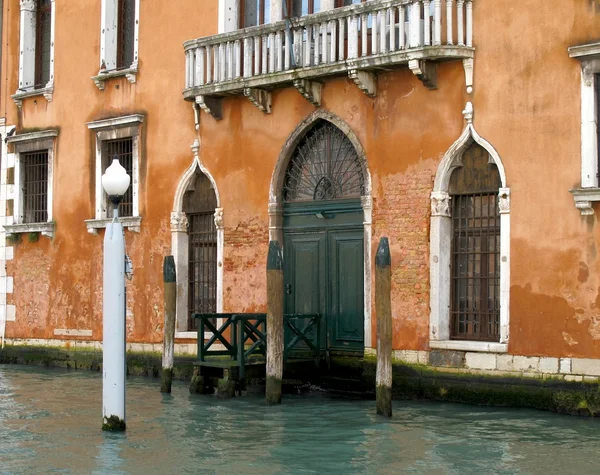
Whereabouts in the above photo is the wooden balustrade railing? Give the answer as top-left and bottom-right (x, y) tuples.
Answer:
(184, 0), (473, 92)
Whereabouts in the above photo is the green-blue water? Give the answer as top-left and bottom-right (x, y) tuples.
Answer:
(1, 365), (600, 475)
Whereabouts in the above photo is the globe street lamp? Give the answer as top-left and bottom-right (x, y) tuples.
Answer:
(101, 158), (130, 432)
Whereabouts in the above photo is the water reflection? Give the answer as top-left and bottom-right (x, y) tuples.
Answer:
(1, 365), (600, 475)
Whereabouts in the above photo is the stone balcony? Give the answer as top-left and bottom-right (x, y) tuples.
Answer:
(183, 0), (474, 119)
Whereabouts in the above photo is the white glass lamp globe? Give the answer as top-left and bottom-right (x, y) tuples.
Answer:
(102, 159), (131, 201)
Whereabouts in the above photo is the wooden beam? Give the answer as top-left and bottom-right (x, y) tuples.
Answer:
(375, 237), (392, 417)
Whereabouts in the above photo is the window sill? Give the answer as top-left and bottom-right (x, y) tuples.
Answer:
(429, 340), (508, 353)
(85, 216), (142, 235)
(3, 222), (55, 238)
(92, 66), (138, 91)
(570, 188), (600, 216)
(11, 86), (54, 108)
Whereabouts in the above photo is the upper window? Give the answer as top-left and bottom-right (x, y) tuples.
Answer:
(449, 144), (501, 342)
(13, 0), (55, 104)
(95, 0), (140, 89)
(241, 0), (271, 27)
(4, 130), (57, 238)
(567, 42), (600, 215)
(85, 115), (144, 234)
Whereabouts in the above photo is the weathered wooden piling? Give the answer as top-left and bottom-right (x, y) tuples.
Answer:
(266, 241), (284, 405)
(375, 237), (392, 417)
(161, 256), (176, 393)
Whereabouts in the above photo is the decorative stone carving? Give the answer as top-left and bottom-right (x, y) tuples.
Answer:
(575, 201), (594, 216)
(196, 95), (223, 120)
(293, 79), (322, 107)
(462, 58), (473, 94)
(20, 0), (36, 11)
(244, 88), (272, 113)
(348, 69), (376, 98)
(191, 138), (200, 159)
(430, 191), (451, 217)
(462, 101), (474, 124)
(498, 188), (510, 214)
(192, 102), (200, 131)
(170, 212), (189, 232)
(214, 208), (224, 229)
(408, 60), (438, 90)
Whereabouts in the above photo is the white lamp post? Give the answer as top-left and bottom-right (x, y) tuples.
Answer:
(101, 158), (130, 432)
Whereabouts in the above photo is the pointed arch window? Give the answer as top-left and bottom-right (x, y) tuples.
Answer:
(184, 173), (218, 330)
(449, 144), (501, 341)
(283, 121), (365, 202)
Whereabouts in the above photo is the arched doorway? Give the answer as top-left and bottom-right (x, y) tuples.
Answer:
(282, 120), (367, 352)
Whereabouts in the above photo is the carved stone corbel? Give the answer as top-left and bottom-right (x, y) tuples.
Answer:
(348, 69), (376, 98)
(462, 58), (473, 94)
(293, 79), (322, 107)
(498, 188), (511, 214)
(244, 88), (272, 114)
(196, 95), (223, 120)
(214, 208), (224, 229)
(409, 59), (438, 90)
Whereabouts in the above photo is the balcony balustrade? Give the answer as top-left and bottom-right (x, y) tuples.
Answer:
(183, 0), (474, 118)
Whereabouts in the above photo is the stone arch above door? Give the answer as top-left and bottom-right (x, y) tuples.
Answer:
(269, 110), (374, 349)
(171, 140), (224, 335)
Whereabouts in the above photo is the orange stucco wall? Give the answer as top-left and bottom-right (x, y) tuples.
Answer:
(2, 0), (600, 359)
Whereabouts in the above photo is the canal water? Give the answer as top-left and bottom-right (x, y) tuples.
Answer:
(1, 365), (600, 475)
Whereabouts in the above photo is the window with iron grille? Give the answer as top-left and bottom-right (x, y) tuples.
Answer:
(22, 150), (49, 224)
(103, 138), (133, 217)
(449, 144), (501, 342)
(35, 0), (52, 88)
(185, 173), (218, 330)
(117, 0), (136, 69)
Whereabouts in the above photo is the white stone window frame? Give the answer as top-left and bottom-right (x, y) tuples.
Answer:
(569, 42), (600, 216)
(171, 139), (224, 337)
(92, 0), (141, 90)
(12, 0), (56, 108)
(3, 130), (58, 238)
(429, 103), (510, 354)
(85, 114), (144, 234)
(218, 0), (337, 32)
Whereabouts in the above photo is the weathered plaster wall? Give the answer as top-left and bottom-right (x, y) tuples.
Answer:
(2, 0), (600, 360)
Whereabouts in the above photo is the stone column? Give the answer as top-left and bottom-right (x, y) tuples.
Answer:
(19, 0), (37, 89)
(219, 0), (240, 33)
(170, 212), (189, 333)
(320, 0), (335, 12)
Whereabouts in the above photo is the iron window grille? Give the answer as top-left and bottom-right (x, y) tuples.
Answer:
(22, 150), (49, 224)
(103, 138), (133, 218)
(188, 212), (217, 330)
(283, 121), (364, 202)
(34, 0), (52, 88)
(117, 0), (136, 69)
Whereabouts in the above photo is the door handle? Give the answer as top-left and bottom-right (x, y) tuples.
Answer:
(285, 284), (292, 294)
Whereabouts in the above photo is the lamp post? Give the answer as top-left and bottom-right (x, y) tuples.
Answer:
(101, 158), (130, 432)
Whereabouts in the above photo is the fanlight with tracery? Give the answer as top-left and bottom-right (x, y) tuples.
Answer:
(283, 121), (365, 202)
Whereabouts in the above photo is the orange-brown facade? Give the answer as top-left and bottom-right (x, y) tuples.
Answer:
(1, 0), (600, 368)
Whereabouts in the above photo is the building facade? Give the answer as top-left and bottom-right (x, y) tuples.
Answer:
(0, 0), (600, 379)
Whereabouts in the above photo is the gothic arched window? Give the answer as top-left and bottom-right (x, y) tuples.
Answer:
(283, 121), (365, 202)
(449, 143), (501, 342)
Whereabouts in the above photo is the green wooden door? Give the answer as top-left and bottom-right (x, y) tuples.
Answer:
(283, 202), (364, 353)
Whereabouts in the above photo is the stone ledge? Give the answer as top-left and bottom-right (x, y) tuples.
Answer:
(85, 216), (142, 235)
(429, 340), (508, 353)
(92, 67), (138, 90)
(568, 41), (600, 60)
(11, 86), (53, 108)
(3, 222), (55, 238)
(570, 188), (600, 216)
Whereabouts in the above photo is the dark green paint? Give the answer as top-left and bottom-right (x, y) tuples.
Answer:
(375, 237), (391, 268)
(163, 255), (176, 283)
(284, 200), (364, 352)
(267, 241), (283, 270)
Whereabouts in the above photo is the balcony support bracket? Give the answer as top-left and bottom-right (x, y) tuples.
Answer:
(348, 69), (376, 98)
(196, 95), (223, 121)
(244, 88), (272, 114)
(409, 60), (438, 90)
(463, 58), (474, 94)
(293, 79), (322, 107)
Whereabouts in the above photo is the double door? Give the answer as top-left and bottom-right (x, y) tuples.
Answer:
(283, 214), (364, 352)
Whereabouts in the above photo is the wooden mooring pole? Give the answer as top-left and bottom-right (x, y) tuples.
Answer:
(376, 237), (392, 417)
(266, 241), (284, 405)
(161, 256), (177, 393)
